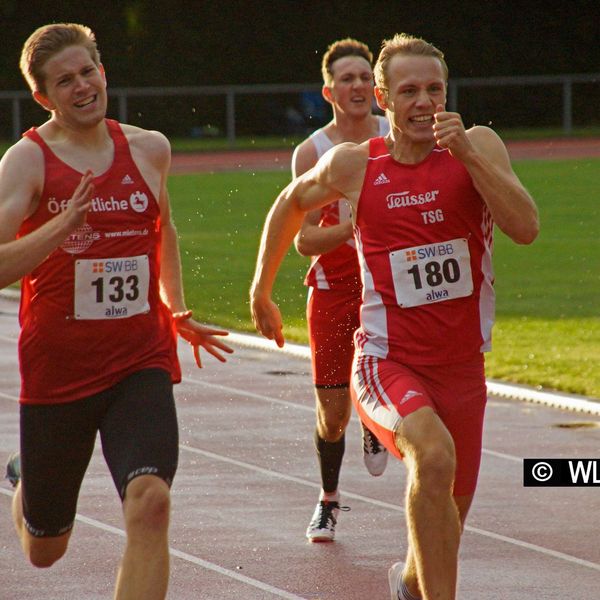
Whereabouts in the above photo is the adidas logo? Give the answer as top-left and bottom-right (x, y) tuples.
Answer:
(121, 174), (134, 185)
(399, 390), (423, 405)
(373, 172), (390, 186)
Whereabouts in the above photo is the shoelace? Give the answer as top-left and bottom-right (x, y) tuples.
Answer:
(314, 501), (350, 529)
(363, 428), (384, 455)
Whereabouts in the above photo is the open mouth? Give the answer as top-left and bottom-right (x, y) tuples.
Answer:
(74, 94), (97, 108)
(410, 114), (433, 124)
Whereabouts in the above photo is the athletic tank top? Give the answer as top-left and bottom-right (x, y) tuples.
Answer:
(18, 119), (181, 404)
(354, 137), (495, 364)
(304, 115), (389, 291)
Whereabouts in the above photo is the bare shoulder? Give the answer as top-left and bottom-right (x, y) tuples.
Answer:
(466, 125), (513, 163)
(120, 123), (171, 169)
(326, 141), (369, 175)
(0, 137), (44, 190)
(1, 136), (44, 169)
(316, 141), (369, 196)
(466, 125), (505, 151)
(291, 137), (319, 177)
(0, 137), (45, 231)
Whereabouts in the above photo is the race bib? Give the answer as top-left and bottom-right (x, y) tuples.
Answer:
(389, 238), (473, 308)
(74, 255), (150, 319)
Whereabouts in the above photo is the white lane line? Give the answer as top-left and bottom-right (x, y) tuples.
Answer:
(182, 378), (314, 413)
(182, 377), (517, 462)
(179, 444), (600, 573)
(2, 375), (599, 573)
(0, 488), (307, 600)
(225, 332), (600, 415)
(1, 300), (599, 414)
(0, 381), (575, 465)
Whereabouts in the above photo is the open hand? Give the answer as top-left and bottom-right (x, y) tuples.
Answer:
(173, 311), (233, 368)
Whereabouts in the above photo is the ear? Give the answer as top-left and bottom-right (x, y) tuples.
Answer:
(321, 84), (334, 105)
(99, 63), (107, 86)
(374, 86), (388, 111)
(32, 90), (54, 112)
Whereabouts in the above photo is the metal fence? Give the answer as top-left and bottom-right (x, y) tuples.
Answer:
(1, 73), (599, 143)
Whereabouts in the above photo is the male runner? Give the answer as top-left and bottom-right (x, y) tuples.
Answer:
(292, 38), (389, 542)
(1, 23), (232, 600)
(250, 33), (538, 600)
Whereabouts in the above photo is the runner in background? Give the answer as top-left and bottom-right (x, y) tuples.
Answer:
(292, 38), (390, 543)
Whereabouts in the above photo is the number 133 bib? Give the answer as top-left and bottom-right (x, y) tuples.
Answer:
(74, 255), (150, 319)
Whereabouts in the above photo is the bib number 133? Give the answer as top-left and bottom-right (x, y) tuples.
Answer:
(389, 238), (473, 308)
(74, 255), (150, 319)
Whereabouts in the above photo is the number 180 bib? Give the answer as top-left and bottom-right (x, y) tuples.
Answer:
(389, 238), (473, 308)
(74, 255), (150, 319)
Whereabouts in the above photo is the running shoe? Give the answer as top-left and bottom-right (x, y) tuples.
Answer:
(388, 562), (404, 600)
(362, 423), (388, 476)
(5, 452), (20, 488)
(305, 499), (349, 542)
(389, 562), (421, 600)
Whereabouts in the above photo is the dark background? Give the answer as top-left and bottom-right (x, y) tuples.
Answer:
(2, 0), (599, 138)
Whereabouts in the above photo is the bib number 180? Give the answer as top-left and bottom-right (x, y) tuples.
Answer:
(389, 238), (473, 308)
(407, 258), (461, 289)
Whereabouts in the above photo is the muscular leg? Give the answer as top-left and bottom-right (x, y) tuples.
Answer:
(11, 483), (72, 568)
(402, 494), (475, 598)
(395, 406), (460, 600)
(114, 475), (171, 600)
(314, 386), (352, 493)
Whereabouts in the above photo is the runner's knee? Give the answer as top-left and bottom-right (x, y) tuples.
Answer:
(315, 388), (351, 440)
(413, 444), (456, 493)
(123, 476), (171, 534)
(25, 534), (70, 569)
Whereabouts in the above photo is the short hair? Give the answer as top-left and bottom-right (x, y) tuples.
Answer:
(374, 33), (448, 91)
(20, 23), (100, 94)
(321, 38), (373, 86)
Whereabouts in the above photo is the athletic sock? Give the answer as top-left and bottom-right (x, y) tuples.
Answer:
(314, 430), (345, 494)
(399, 580), (421, 600)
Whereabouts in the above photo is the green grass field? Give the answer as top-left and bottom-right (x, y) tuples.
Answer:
(169, 157), (600, 399)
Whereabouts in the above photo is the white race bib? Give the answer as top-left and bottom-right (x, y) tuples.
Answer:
(389, 238), (473, 308)
(74, 255), (150, 319)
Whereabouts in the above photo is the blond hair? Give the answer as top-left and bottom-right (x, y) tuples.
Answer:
(20, 23), (100, 94)
(321, 38), (373, 86)
(374, 33), (448, 90)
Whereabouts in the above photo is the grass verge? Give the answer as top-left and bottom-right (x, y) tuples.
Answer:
(169, 158), (600, 398)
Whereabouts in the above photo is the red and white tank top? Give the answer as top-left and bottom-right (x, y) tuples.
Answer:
(17, 119), (181, 404)
(304, 116), (389, 291)
(354, 137), (495, 365)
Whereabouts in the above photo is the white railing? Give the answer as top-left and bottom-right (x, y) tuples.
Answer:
(2, 73), (599, 143)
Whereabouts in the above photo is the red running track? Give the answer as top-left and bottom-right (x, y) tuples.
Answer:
(1, 294), (599, 599)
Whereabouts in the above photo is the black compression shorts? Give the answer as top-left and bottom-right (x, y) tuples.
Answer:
(19, 368), (178, 538)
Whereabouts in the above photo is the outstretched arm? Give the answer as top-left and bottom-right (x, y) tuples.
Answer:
(149, 132), (233, 367)
(433, 105), (539, 244)
(251, 143), (364, 346)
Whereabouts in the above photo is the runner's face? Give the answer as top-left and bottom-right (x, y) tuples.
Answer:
(381, 55), (446, 143)
(36, 45), (107, 129)
(327, 56), (374, 118)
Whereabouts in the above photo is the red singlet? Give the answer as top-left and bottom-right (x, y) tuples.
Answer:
(354, 137), (495, 365)
(18, 119), (180, 404)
